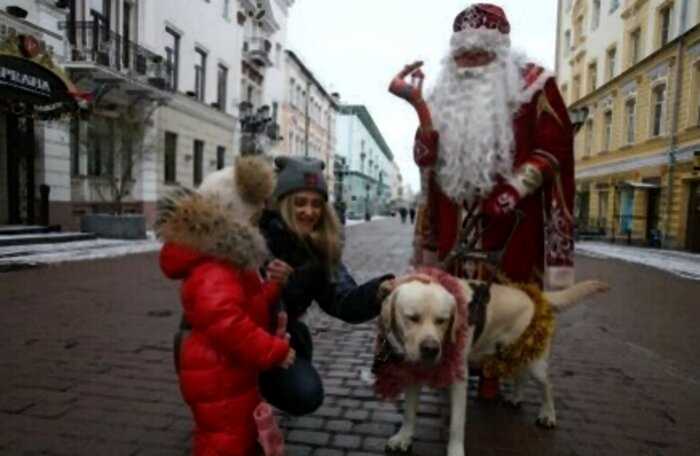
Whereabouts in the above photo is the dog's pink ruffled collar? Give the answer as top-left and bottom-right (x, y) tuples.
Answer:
(373, 267), (469, 400)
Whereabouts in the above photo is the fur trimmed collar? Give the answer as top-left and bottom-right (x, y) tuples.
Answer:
(373, 267), (470, 400)
(155, 187), (269, 270)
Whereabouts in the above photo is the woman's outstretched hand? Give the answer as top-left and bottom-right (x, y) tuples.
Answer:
(377, 278), (397, 302)
(267, 259), (294, 286)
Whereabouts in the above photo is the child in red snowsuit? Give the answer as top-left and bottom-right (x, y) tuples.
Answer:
(157, 156), (294, 456)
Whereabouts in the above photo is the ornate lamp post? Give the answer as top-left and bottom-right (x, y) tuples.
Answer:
(239, 101), (280, 155)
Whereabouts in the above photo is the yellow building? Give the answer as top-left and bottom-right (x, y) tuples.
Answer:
(556, 0), (700, 251)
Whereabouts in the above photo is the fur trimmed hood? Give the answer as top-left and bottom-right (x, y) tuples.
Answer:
(156, 156), (274, 273)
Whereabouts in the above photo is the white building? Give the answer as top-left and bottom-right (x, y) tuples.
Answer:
(0, 0), (294, 230)
(336, 104), (396, 218)
(274, 50), (338, 197)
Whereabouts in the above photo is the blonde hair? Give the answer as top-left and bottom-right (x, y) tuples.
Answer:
(277, 193), (343, 268)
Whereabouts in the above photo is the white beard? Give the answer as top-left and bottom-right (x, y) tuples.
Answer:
(427, 49), (526, 203)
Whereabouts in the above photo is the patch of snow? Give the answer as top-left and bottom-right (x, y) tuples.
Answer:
(575, 241), (700, 281)
(0, 238), (162, 268)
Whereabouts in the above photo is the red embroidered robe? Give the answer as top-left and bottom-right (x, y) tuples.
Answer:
(413, 65), (575, 288)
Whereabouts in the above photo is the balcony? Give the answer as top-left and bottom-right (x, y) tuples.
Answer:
(60, 21), (174, 96)
(243, 36), (272, 67)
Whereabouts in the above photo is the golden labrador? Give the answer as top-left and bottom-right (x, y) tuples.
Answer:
(381, 278), (609, 456)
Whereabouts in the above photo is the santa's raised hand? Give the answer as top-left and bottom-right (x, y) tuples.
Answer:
(388, 61), (433, 131)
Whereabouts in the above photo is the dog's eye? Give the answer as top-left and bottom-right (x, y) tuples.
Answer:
(407, 315), (420, 323)
(435, 318), (447, 325)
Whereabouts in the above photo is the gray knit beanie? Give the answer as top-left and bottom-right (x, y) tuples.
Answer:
(273, 156), (328, 201)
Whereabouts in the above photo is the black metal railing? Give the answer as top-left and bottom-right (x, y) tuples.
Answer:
(60, 21), (174, 92)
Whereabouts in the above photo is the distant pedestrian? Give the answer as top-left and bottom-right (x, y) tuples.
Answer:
(409, 207), (416, 224)
(258, 156), (395, 416)
(157, 156), (294, 456)
(399, 207), (408, 223)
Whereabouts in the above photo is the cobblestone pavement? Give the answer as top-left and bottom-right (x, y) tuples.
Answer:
(1, 217), (699, 455)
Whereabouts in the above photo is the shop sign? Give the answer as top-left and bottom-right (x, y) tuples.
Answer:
(0, 55), (69, 103)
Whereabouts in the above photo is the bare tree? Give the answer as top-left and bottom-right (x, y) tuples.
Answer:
(84, 99), (162, 214)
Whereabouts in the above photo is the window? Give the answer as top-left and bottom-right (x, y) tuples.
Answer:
(216, 146), (226, 170)
(564, 30), (571, 56)
(592, 0), (601, 30)
(289, 78), (295, 106)
(598, 190), (609, 227)
(651, 84), (666, 137)
(603, 110), (613, 151)
(565, 0), (572, 12)
(560, 84), (568, 103)
(606, 47), (617, 81)
(573, 75), (581, 100)
(588, 62), (598, 93)
(659, 6), (673, 47)
(88, 118), (114, 177)
(630, 29), (642, 65)
(217, 64), (228, 112)
(165, 27), (180, 91)
(223, 0), (231, 19)
(70, 117), (80, 176)
(585, 120), (594, 155)
(195, 48), (207, 102)
(289, 132), (295, 154)
(610, 0), (620, 13)
(574, 15), (584, 46)
(625, 99), (636, 144)
(164, 131), (177, 184)
(193, 140), (204, 186)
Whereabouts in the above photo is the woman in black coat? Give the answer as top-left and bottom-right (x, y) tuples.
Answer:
(258, 156), (394, 416)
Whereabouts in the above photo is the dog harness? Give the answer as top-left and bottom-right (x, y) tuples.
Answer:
(372, 267), (470, 400)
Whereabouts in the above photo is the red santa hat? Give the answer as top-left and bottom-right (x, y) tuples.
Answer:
(450, 3), (511, 54)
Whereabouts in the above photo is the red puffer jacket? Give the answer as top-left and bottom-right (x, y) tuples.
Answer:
(161, 241), (289, 456)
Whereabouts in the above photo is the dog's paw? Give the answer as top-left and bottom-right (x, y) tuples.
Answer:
(535, 414), (556, 428)
(386, 432), (413, 453)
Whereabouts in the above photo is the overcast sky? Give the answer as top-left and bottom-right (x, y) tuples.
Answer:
(287, 1), (559, 191)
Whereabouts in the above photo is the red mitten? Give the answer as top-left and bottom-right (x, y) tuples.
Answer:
(482, 184), (521, 217)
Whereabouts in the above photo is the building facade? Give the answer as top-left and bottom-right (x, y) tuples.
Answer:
(336, 104), (397, 219)
(1, 1), (83, 228)
(556, 0), (700, 251)
(274, 49), (338, 199)
(1, 0), (294, 230)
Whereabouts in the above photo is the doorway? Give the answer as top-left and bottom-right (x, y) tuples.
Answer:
(4, 114), (36, 225)
(687, 181), (700, 253)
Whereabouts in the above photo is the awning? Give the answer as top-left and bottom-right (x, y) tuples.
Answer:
(0, 55), (77, 106)
(620, 181), (661, 189)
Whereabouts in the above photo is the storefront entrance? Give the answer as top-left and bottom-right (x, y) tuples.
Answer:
(3, 114), (36, 224)
(687, 182), (700, 253)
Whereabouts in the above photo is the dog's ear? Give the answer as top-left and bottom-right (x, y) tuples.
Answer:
(447, 312), (458, 344)
(380, 289), (398, 331)
(447, 296), (459, 344)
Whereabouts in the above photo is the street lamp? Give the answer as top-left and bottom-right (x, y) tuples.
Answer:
(238, 101), (281, 155)
(569, 106), (590, 134)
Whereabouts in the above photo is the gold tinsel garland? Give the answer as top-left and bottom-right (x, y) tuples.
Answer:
(481, 283), (555, 379)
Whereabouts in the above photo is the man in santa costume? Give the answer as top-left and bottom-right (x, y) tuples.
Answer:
(389, 3), (576, 399)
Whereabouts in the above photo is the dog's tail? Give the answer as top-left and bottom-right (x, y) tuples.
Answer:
(544, 280), (609, 313)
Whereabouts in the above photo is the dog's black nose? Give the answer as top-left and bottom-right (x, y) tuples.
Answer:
(420, 339), (440, 361)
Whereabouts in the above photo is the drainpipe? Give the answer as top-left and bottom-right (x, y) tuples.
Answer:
(664, 0), (689, 248)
